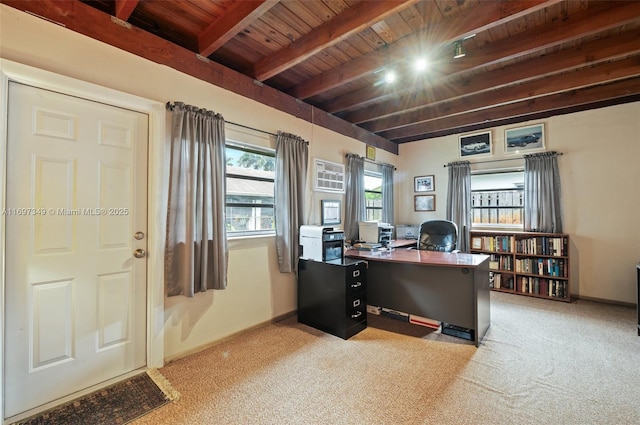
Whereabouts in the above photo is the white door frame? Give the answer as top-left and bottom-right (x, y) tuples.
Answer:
(0, 59), (166, 422)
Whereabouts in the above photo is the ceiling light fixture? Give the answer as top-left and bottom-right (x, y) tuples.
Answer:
(414, 57), (429, 72)
(453, 40), (466, 59)
(384, 70), (396, 83)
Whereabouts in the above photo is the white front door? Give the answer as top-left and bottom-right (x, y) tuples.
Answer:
(4, 81), (148, 418)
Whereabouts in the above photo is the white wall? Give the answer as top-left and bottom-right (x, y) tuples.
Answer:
(0, 5), (399, 362)
(399, 104), (640, 304)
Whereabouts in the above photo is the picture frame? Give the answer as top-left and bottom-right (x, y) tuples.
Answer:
(366, 145), (376, 161)
(459, 131), (492, 158)
(321, 199), (341, 225)
(414, 175), (435, 192)
(414, 194), (436, 212)
(505, 123), (545, 154)
(471, 237), (482, 250)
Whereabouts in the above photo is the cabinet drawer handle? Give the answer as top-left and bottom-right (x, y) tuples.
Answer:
(351, 311), (362, 319)
(353, 270), (360, 278)
(351, 281), (362, 288)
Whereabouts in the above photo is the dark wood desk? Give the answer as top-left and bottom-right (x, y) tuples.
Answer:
(346, 248), (491, 347)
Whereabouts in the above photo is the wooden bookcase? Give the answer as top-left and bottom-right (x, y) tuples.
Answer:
(470, 230), (570, 302)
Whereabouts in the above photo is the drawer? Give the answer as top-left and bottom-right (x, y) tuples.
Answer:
(346, 264), (366, 297)
(345, 294), (367, 328)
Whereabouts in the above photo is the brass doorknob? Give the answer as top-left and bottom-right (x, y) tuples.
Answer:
(134, 249), (146, 258)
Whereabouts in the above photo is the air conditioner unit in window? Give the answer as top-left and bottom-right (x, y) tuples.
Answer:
(313, 158), (345, 193)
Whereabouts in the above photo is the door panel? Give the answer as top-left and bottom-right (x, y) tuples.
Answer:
(4, 82), (148, 418)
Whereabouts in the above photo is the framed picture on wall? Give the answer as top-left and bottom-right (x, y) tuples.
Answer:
(321, 199), (341, 225)
(505, 123), (545, 154)
(459, 131), (492, 158)
(414, 175), (435, 192)
(414, 194), (436, 212)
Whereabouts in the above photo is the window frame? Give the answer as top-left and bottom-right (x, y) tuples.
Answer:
(470, 169), (525, 230)
(364, 169), (383, 222)
(225, 141), (276, 238)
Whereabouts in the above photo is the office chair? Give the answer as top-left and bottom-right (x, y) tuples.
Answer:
(418, 220), (458, 252)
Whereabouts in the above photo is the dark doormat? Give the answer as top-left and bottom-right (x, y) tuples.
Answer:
(14, 369), (179, 425)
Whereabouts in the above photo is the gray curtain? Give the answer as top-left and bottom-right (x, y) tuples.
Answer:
(381, 163), (394, 225)
(275, 131), (308, 273)
(524, 151), (563, 232)
(165, 102), (228, 297)
(446, 161), (471, 252)
(344, 154), (365, 242)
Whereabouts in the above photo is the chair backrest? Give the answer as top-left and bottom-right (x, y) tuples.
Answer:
(418, 220), (458, 252)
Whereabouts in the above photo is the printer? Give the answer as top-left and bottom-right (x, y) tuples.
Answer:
(299, 225), (345, 262)
(358, 221), (394, 245)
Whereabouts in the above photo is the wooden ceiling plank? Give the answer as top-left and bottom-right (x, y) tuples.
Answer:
(369, 55), (640, 135)
(114, 0), (139, 21)
(2, 0), (396, 153)
(380, 77), (640, 141)
(289, 0), (563, 99)
(198, 0), (280, 58)
(322, 2), (640, 115)
(252, 0), (420, 81)
(349, 28), (640, 127)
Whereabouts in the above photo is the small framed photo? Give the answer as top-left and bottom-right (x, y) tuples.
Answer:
(414, 194), (436, 212)
(471, 237), (482, 250)
(505, 123), (545, 154)
(414, 175), (435, 192)
(321, 199), (341, 225)
(459, 131), (492, 158)
(366, 145), (376, 161)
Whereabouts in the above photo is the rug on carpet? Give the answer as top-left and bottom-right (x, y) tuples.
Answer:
(14, 369), (179, 425)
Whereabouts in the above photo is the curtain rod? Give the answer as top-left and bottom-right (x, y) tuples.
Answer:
(166, 102), (277, 137)
(346, 153), (397, 170)
(443, 152), (563, 167)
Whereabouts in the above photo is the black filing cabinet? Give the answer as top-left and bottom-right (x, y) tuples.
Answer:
(297, 258), (367, 339)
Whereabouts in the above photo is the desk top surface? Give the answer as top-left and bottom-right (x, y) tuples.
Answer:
(346, 248), (489, 268)
(387, 239), (417, 249)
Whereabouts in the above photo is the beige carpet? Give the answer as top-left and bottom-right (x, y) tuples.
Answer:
(133, 292), (640, 424)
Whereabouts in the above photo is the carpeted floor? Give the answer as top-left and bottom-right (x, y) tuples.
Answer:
(132, 292), (640, 425)
(15, 370), (178, 425)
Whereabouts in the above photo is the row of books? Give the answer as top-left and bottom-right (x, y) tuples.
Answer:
(490, 272), (514, 290)
(472, 235), (514, 252)
(515, 236), (567, 256)
(489, 253), (513, 271)
(518, 277), (568, 299)
(515, 258), (566, 277)
(471, 191), (523, 207)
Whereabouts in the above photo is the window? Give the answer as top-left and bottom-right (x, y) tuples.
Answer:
(364, 170), (383, 222)
(471, 170), (524, 228)
(225, 142), (275, 237)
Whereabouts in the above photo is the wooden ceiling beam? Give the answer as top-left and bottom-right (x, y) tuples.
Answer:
(1, 0), (397, 153)
(325, 2), (640, 115)
(355, 28), (640, 131)
(252, 0), (419, 82)
(380, 77), (640, 142)
(198, 0), (279, 58)
(114, 0), (138, 21)
(288, 0), (563, 100)
(369, 56), (640, 136)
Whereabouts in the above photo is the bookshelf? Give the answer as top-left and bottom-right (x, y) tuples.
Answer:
(470, 230), (570, 302)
